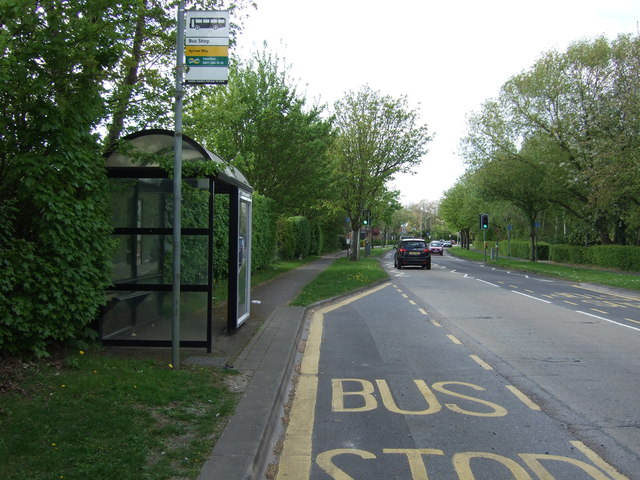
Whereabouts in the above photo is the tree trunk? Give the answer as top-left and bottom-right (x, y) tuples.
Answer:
(350, 226), (360, 261)
(104, 3), (147, 149)
(530, 225), (537, 262)
(595, 215), (613, 245)
(614, 217), (626, 245)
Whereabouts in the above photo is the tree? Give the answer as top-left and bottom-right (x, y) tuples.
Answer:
(102, 0), (255, 148)
(408, 200), (440, 239)
(500, 36), (640, 244)
(440, 176), (482, 249)
(0, 0), (123, 355)
(184, 48), (335, 217)
(331, 85), (431, 260)
(462, 34), (640, 246)
(472, 136), (554, 261)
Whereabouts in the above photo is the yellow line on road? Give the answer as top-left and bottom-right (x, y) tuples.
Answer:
(418, 308), (428, 315)
(431, 319), (442, 327)
(564, 300), (579, 306)
(572, 284), (640, 302)
(277, 282), (391, 479)
(591, 308), (609, 315)
(505, 385), (540, 411)
(409, 299), (416, 305)
(447, 334), (462, 344)
(625, 317), (640, 324)
(571, 441), (631, 480)
(470, 354), (493, 370)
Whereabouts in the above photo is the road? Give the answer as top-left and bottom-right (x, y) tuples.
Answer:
(275, 250), (640, 479)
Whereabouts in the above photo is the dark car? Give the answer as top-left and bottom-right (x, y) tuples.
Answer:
(394, 238), (431, 270)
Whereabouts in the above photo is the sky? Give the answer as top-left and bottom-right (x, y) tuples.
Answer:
(234, 0), (640, 205)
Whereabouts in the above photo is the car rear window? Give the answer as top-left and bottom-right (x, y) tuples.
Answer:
(404, 241), (425, 249)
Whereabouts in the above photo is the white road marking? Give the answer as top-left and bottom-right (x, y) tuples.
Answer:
(511, 291), (551, 304)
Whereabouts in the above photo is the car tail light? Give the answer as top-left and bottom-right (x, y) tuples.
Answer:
(424, 248), (430, 253)
(399, 248), (407, 253)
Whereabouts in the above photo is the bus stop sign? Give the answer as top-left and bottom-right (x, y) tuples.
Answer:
(185, 10), (229, 84)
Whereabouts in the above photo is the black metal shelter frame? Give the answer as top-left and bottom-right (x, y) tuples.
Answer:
(99, 129), (253, 351)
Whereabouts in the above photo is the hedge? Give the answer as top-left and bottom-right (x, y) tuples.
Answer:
(211, 193), (278, 280)
(277, 216), (311, 260)
(496, 240), (549, 261)
(251, 194), (278, 271)
(550, 244), (640, 271)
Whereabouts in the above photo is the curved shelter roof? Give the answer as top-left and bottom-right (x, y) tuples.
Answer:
(104, 129), (252, 192)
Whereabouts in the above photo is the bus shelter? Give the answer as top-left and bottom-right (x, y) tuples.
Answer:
(99, 129), (253, 351)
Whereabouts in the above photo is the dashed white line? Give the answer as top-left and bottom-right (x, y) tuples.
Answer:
(577, 311), (640, 332)
(511, 291), (551, 304)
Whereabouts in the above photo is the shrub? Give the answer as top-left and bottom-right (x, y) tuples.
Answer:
(0, 151), (113, 357)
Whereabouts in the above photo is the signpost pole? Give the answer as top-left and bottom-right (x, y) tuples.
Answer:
(172, 2), (185, 369)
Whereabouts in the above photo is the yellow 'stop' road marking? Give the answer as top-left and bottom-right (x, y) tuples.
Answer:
(571, 441), (631, 480)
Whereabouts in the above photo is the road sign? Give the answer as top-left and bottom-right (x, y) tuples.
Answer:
(185, 10), (229, 84)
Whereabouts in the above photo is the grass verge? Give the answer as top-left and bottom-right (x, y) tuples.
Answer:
(449, 247), (640, 291)
(0, 251), (388, 479)
(290, 248), (391, 306)
(0, 352), (239, 480)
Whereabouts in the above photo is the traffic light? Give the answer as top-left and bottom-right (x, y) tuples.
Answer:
(362, 209), (371, 226)
(480, 214), (489, 229)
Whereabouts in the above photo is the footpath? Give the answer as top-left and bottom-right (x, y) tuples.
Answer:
(196, 251), (345, 480)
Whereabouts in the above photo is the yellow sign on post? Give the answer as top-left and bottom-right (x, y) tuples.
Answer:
(185, 45), (228, 57)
